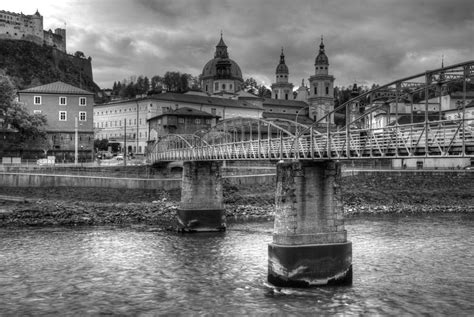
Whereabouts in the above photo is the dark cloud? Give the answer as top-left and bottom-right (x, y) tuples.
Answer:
(18, 0), (471, 89)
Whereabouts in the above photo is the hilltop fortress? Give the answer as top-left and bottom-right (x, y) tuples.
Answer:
(0, 9), (66, 52)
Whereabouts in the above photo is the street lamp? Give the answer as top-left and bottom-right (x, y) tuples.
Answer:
(74, 116), (78, 165)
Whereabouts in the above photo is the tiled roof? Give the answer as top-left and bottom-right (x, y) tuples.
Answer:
(148, 107), (219, 121)
(263, 98), (308, 108)
(262, 112), (314, 124)
(149, 92), (263, 110)
(19, 81), (93, 95)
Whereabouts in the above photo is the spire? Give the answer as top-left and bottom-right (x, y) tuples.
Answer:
(441, 54), (444, 68)
(275, 47), (289, 74)
(319, 35), (325, 53)
(279, 47), (285, 65)
(214, 32), (229, 58)
(301, 78), (305, 87)
(315, 35), (329, 66)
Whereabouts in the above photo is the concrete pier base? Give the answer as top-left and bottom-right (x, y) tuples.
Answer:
(268, 242), (352, 287)
(268, 160), (352, 287)
(178, 161), (225, 232)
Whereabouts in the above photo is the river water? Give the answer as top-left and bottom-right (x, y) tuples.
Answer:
(1, 214), (473, 316)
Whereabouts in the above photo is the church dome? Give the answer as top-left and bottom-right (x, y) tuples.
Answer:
(201, 35), (243, 82)
(315, 37), (329, 65)
(276, 48), (289, 74)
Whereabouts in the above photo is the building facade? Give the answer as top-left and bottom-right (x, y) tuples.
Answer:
(0, 9), (66, 52)
(93, 98), (159, 155)
(148, 107), (219, 140)
(18, 81), (94, 160)
(94, 92), (263, 154)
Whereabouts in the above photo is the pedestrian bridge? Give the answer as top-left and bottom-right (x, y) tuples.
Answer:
(146, 60), (474, 288)
(148, 60), (474, 163)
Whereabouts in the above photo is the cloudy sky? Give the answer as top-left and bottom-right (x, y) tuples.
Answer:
(4, 0), (473, 90)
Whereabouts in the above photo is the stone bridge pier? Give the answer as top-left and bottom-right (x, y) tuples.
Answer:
(268, 160), (352, 287)
(178, 161), (226, 232)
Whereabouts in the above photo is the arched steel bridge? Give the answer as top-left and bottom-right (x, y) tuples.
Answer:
(148, 60), (474, 162)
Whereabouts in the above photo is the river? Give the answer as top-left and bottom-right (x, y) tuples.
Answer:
(0, 214), (472, 315)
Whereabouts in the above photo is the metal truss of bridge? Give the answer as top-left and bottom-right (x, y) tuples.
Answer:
(148, 60), (474, 162)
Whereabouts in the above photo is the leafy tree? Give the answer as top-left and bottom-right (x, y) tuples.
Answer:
(94, 138), (109, 151)
(257, 85), (271, 98)
(151, 75), (164, 91)
(164, 71), (189, 93)
(0, 74), (47, 143)
(243, 77), (258, 92)
(74, 51), (85, 58)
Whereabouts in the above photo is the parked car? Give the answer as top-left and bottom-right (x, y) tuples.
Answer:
(115, 154), (124, 160)
(464, 165), (473, 170)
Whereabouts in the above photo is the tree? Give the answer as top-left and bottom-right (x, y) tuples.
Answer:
(151, 75), (164, 91)
(74, 51), (85, 59)
(257, 85), (271, 98)
(94, 138), (109, 151)
(243, 77), (258, 93)
(164, 71), (190, 93)
(0, 74), (47, 144)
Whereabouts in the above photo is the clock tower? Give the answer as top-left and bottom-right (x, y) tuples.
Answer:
(308, 36), (335, 124)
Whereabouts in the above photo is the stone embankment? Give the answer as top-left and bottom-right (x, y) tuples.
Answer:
(0, 171), (473, 227)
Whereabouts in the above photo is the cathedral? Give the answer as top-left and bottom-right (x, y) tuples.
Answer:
(198, 34), (336, 124)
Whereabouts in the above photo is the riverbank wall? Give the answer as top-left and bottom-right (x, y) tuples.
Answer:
(0, 172), (276, 190)
(1, 169), (473, 227)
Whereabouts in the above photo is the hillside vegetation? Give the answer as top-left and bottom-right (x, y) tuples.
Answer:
(0, 39), (100, 92)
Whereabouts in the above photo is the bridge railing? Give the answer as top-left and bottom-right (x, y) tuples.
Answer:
(148, 60), (474, 162)
(149, 117), (473, 161)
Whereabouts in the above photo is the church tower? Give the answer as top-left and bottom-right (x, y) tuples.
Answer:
(201, 33), (244, 95)
(271, 48), (294, 100)
(308, 37), (335, 124)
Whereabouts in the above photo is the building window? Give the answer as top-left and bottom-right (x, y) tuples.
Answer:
(275, 92), (278, 99)
(314, 87), (318, 95)
(211, 108), (217, 115)
(230, 84), (233, 90)
(59, 111), (67, 121)
(195, 119), (201, 124)
(157, 119), (162, 125)
(326, 86), (329, 95)
(205, 119), (211, 124)
(79, 111), (86, 121)
(285, 93), (288, 100)
(34, 96), (41, 105)
(205, 85), (208, 92)
(178, 118), (185, 124)
(59, 97), (67, 105)
(222, 84), (226, 90)
(214, 82), (218, 91)
(79, 97), (86, 106)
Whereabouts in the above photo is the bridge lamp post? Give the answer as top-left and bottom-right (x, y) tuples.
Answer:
(74, 116), (84, 165)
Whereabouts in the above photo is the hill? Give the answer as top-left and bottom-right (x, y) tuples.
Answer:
(0, 39), (100, 93)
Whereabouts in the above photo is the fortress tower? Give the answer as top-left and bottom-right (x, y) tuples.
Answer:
(0, 9), (66, 52)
